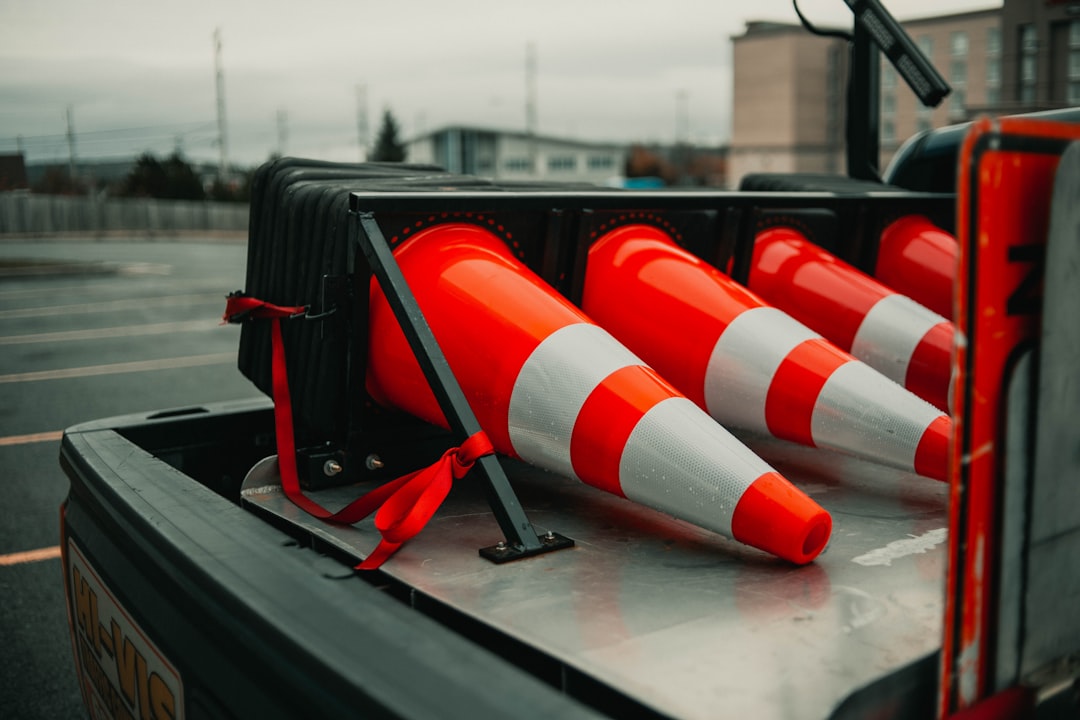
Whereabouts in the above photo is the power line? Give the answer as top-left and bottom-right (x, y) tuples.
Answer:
(1, 121), (215, 143)
(1, 134), (220, 164)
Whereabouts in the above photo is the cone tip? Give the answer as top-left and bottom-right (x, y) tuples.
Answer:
(915, 414), (953, 482)
(731, 472), (832, 565)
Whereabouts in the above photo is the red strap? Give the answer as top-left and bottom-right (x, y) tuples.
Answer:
(225, 294), (494, 570)
(223, 294), (307, 323)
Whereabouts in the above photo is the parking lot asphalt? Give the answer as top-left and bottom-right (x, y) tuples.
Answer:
(0, 236), (259, 719)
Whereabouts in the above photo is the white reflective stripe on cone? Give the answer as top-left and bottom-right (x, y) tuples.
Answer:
(508, 322), (643, 480)
(810, 361), (942, 472)
(704, 306), (820, 434)
(850, 293), (947, 386)
(619, 396), (774, 537)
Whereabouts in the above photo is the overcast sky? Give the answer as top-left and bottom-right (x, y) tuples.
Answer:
(0, 0), (998, 167)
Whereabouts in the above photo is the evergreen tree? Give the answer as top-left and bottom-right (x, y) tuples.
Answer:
(121, 152), (205, 200)
(162, 152), (205, 200)
(122, 153), (168, 198)
(371, 109), (406, 162)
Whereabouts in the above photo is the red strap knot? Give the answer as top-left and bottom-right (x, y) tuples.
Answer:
(357, 430), (495, 570)
(451, 431), (495, 477)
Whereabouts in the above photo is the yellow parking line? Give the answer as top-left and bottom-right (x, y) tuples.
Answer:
(0, 430), (63, 446)
(0, 352), (234, 383)
(0, 546), (62, 566)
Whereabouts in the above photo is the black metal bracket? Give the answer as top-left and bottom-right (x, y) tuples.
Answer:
(297, 444), (350, 491)
(842, 0), (951, 182)
(847, 21), (881, 182)
(352, 209), (574, 564)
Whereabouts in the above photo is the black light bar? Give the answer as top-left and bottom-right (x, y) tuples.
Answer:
(844, 0), (951, 107)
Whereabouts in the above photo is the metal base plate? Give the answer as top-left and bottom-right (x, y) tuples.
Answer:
(479, 532), (575, 564)
(241, 432), (948, 719)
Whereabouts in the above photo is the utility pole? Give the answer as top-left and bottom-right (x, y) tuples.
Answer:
(214, 28), (229, 182)
(356, 84), (368, 162)
(675, 90), (689, 145)
(526, 42), (537, 175)
(66, 104), (77, 182)
(675, 90), (690, 185)
(277, 109), (288, 157)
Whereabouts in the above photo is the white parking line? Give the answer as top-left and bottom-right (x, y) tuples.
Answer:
(0, 278), (225, 301)
(0, 319), (225, 345)
(0, 353), (235, 383)
(0, 292), (224, 320)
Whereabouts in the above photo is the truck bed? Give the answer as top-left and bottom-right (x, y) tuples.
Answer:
(61, 397), (947, 720)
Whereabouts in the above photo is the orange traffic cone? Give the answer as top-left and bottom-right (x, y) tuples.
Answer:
(749, 226), (954, 413)
(582, 224), (951, 482)
(875, 215), (958, 320)
(366, 223), (831, 564)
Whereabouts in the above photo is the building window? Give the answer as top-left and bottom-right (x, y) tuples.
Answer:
(1021, 24), (1037, 53)
(950, 88), (967, 120)
(587, 155), (615, 171)
(1019, 24), (1037, 104)
(946, 31), (968, 100)
(1069, 21), (1080, 104)
(917, 35), (933, 59)
(951, 59), (967, 86)
(1021, 54), (1036, 83)
(882, 65), (897, 90)
(547, 156), (576, 172)
(917, 116), (933, 134)
(882, 119), (896, 144)
(986, 26), (1001, 109)
(504, 157), (531, 172)
(951, 31), (968, 57)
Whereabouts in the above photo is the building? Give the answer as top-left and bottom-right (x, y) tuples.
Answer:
(879, 8), (1002, 150)
(729, 2), (1075, 188)
(729, 21), (849, 185)
(1001, 0), (1080, 110)
(405, 126), (627, 185)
